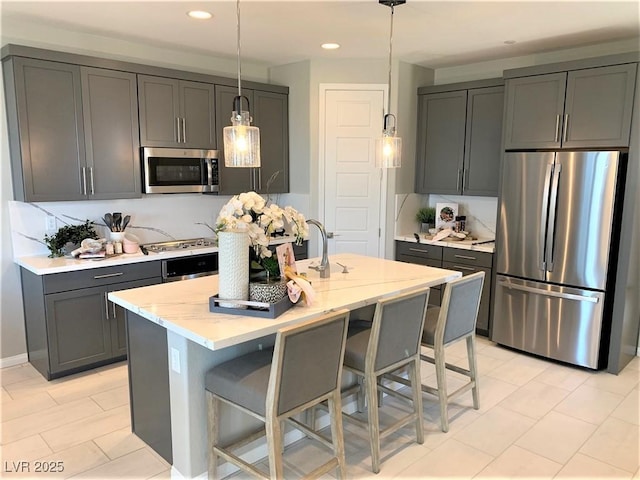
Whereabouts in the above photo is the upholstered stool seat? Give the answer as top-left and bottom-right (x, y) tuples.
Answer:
(205, 310), (350, 479)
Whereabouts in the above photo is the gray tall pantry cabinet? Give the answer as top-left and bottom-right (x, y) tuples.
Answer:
(3, 56), (141, 202)
(415, 78), (504, 196)
(137, 75), (216, 149)
(215, 85), (289, 194)
(21, 262), (162, 380)
(503, 62), (637, 149)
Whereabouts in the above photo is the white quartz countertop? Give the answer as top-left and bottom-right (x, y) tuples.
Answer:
(15, 235), (299, 275)
(108, 253), (461, 351)
(395, 234), (495, 253)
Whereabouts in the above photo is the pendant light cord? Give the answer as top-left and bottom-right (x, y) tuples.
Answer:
(236, 0), (242, 98)
(386, 4), (394, 117)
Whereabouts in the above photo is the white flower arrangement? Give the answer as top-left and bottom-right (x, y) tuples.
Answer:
(215, 191), (309, 261)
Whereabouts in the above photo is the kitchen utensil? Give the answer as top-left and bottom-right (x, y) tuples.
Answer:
(121, 215), (131, 231)
(112, 212), (122, 232)
(433, 228), (453, 242)
(103, 213), (113, 232)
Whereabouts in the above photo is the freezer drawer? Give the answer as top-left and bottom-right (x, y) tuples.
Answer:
(492, 275), (605, 369)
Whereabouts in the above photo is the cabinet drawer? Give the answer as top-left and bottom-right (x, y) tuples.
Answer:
(44, 261), (162, 294)
(396, 241), (443, 261)
(396, 254), (441, 269)
(443, 248), (493, 268)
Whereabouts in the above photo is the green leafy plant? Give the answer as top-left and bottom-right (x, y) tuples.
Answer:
(416, 207), (436, 225)
(44, 220), (98, 258)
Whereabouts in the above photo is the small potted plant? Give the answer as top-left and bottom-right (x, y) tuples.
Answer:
(416, 207), (436, 233)
(44, 220), (98, 257)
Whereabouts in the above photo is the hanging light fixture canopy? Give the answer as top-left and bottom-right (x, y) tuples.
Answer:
(376, 0), (405, 169)
(223, 0), (261, 168)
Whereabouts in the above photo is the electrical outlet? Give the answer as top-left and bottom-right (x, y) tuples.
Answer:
(258, 343), (263, 351)
(171, 347), (181, 374)
(45, 215), (56, 232)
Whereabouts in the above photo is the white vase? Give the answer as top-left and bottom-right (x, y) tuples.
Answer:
(217, 230), (249, 308)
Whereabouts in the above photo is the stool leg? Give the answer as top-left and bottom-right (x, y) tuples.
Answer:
(434, 345), (449, 433)
(410, 358), (424, 444)
(467, 335), (480, 410)
(356, 375), (366, 412)
(266, 416), (284, 479)
(328, 391), (346, 479)
(206, 391), (219, 480)
(365, 372), (381, 474)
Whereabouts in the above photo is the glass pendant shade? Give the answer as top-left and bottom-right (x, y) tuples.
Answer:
(223, 110), (261, 168)
(376, 129), (402, 168)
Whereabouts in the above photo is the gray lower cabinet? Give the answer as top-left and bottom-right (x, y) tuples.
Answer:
(415, 79), (504, 196)
(137, 75), (216, 149)
(503, 63), (637, 149)
(395, 241), (493, 335)
(215, 85), (289, 194)
(3, 57), (141, 202)
(21, 262), (162, 380)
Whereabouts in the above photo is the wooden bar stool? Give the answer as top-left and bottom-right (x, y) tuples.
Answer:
(341, 287), (430, 474)
(205, 309), (350, 479)
(387, 272), (484, 432)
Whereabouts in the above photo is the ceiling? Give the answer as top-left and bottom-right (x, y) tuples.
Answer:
(2, 1), (639, 69)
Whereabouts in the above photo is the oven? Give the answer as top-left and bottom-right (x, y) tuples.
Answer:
(142, 147), (219, 194)
(161, 253), (219, 282)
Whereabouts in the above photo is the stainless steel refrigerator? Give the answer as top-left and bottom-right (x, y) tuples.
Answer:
(492, 151), (624, 369)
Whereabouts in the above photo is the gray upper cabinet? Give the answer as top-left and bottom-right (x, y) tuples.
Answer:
(215, 85), (289, 195)
(416, 80), (504, 196)
(5, 57), (87, 202)
(138, 75), (216, 149)
(415, 90), (467, 195)
(463, 86), (505, 196)
(253, 90), (289, 194)
(563, 64), (637, 148)
(81, 67), (141, 199)
(4, 57), (141, 202)
(504, 63), (637, 150)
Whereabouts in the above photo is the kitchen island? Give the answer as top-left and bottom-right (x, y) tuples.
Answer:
(108, 253), (461, 478)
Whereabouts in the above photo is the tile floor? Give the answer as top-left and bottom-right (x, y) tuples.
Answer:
(1, 337), (638, 479)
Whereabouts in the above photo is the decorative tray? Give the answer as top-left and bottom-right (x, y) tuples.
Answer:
(209, 295), (294, 319)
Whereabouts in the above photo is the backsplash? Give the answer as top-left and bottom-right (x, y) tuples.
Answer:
(395, 193), (497, 239)
(8, 193), (310, 258)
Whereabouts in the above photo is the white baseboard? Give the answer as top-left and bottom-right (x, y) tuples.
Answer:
(0, 354), (28, 369)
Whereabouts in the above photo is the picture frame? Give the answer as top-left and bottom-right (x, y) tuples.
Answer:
(435, 202), (458, 230)
(276, 242), (297, 276)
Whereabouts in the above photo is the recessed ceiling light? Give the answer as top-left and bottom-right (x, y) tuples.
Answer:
(188, 10), (212, 20)
(321, 43), (341, 50)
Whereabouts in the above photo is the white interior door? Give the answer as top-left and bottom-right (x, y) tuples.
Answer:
(321, 86), (386, 257)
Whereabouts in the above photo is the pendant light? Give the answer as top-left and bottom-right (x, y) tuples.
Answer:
(376, 0), (405, 168)
(223, 0), (261, 169)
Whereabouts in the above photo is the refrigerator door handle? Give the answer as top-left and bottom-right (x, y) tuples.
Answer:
(539, 161), (554, 271)
(546, 163), (562, 271)
(497, 279), (600, 303)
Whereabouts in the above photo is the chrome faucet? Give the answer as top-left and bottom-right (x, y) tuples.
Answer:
(306, 219), (330, 278)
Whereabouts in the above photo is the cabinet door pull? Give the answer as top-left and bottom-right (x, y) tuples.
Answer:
(554, 114), (560, 142)
(112, 300), (117, 319)
(456, 169), (461, 191)
(104, 292), (110, 320)
(89, 167), (95, 195)
(94, 272), (124, 279)
(562, 114), (569, 143)
(463, 168), (468, 191)
(81, 167), (88, 196)
(181, 118), (187, 143)
(409, 248), (429, 254)
(454, 254), (477, 260)
(451, 264), (477, 272)
(176, 117), (181, 143)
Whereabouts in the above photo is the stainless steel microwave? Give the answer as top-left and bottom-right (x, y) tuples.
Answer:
(142, 147), (219, 194)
